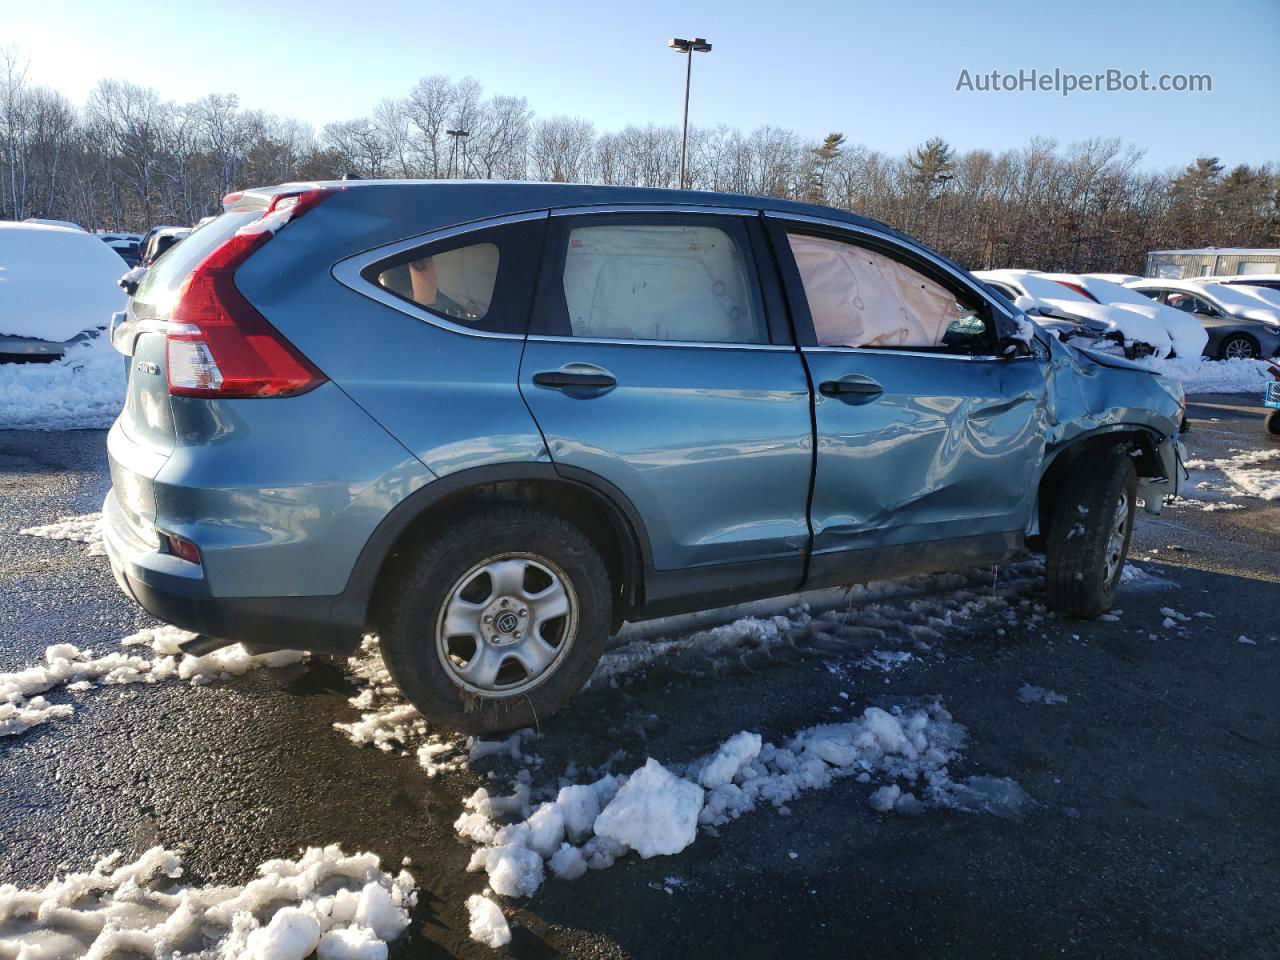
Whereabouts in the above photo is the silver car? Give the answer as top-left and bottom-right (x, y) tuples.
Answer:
(1127, 279), (1280, 359)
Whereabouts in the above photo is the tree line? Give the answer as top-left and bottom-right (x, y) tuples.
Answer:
(2, 53), (1276, 275)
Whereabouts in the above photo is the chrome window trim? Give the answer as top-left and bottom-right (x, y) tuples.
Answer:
(762, 209), (1018, 328)
(331, 210), (550, 341)
(526, 334), (795, 352)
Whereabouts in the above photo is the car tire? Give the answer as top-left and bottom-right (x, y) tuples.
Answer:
(1218, 334), (1258, 360)
(378, 505), (612, 734)
(1266, 409), (1280, 438)
(1044, 445), (1137, 619)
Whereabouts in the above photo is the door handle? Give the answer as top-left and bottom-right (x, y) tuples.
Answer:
(819, 376), (883, 403)
(532, 369), (617, 389)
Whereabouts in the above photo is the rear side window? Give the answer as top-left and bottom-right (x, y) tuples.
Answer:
(376, 242), (499, 322)
(787, 232), (989, 354)
(541, 217), (767, 344)
(365, 218), (545, 335)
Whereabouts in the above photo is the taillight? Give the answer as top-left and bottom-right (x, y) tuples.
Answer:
(166, 188), (335, 399)
(1052, 280), (1099, 303)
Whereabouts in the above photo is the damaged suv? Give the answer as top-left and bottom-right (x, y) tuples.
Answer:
(104, 182), (1185, 732)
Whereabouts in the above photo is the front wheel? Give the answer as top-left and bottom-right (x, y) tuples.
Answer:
(1044, 446), (1137, 619)
(378, 506), (613, 734)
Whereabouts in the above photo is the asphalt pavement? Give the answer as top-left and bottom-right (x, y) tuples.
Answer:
(1, 398), (1277, 959)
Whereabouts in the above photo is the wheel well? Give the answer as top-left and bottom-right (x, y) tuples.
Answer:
(368, 477), (640, 635)
(1029, 431), (1158, 550)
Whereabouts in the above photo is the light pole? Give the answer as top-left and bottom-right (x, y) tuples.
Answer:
(668, 36), (711, 189)
(446, 128), (470, 179)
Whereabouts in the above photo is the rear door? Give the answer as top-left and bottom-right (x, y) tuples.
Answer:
(765, 215), (1047, 580)
(519, 206), (813, 600)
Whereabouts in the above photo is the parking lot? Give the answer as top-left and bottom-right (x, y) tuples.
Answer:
(2, 395), (1278, 959)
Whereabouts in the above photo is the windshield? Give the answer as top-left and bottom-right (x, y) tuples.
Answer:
(1200, 283), (1280, 312)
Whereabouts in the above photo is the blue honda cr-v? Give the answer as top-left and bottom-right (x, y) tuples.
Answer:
(104, 181), (1185, 732)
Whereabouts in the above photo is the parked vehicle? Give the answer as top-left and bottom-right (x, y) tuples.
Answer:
(137, 225), (192, 266)
(975, 269), (1173, 358)
(0, 221), (127, 362)
(1085, 273), (1143, 286)
(1127, 279), (1280, 359)
(1037, 273), (1207, 358)
(105, 182), (1186, 732)
(1202, 273), (1280, 293)
(99, 232), (144, 267)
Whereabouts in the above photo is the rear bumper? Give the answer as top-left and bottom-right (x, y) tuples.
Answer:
(103, 489), (364, 655)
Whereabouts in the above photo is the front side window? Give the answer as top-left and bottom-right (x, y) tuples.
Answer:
(787, 233), (986, 352)
(377, 242), (499, 323)
(559, 220), (767, 344)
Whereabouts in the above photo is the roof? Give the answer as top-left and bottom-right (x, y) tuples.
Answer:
(1147, 247), (1280, 257)
(246, 178), (908, 242)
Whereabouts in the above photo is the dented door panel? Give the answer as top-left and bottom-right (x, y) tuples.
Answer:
(804, 349), (1047, 557)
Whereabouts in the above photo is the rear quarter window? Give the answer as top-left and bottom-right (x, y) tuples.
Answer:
(363, 218), (547, 336)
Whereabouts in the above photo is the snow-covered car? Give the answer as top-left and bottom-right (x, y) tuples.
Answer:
(0, 222), (128, 362)
(975, 269), (1175, 358)
(1200, 273), (1280, 294)
(23, 217), (85, 231)
(1127, 279), (1280, 360)
(1038, 273), (1207, 359)
(1085, 272), (1143, 286)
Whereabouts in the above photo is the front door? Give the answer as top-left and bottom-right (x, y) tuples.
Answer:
(519, 209), (813, 604)
(766, 217), (1047, 583)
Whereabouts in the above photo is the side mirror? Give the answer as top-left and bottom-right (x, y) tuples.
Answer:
(118, 266), (146, 297)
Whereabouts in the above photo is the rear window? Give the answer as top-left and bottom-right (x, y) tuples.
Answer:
(135, 210), (261, 307)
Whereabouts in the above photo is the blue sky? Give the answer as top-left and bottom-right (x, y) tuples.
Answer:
(4, 0), (1277, 170)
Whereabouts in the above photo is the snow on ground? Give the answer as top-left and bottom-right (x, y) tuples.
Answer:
(455, 700), (1027, 901)
(0, 333), (124, 430)
(0, 844), (416, 959)
(0, 625), (305, 737)
(1017, 684), (1068, 705)
(1184, 448), (1280, 501)
(466, 894), (511, 949)
(1136, 355), (1274, 394)
(18, 512), (104, 555)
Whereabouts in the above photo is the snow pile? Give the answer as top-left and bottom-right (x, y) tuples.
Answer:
(1, 626), (305, 737)
(1136, 356), (1274, 394)
(0, 844), (415, 959)
(1185, 448), (1280, 501)
(0, 332), (125, 430)
(18, 512), (104, 556)
(465, 894), (511, 949)
(455, 702), (1023, 900)
(1017, 684), (1068, 705)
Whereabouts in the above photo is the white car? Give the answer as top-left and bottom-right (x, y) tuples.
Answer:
(976, 269), (1176, 358)
(0, 222), (127, 361)
(1039, 273), (1207, 359)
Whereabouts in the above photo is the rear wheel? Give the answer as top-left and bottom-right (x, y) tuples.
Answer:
(378, 505), (612, 734)
(1045, 446), (1137, 619)
(1219, 334), (1258, 360)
